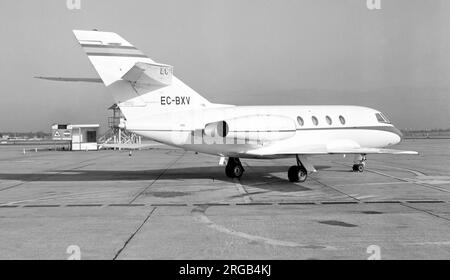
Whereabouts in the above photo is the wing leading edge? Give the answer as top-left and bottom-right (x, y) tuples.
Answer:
(247, 144), (418, 156)
(34, 77), (103, 83)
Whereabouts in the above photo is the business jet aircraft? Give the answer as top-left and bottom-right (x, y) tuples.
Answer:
(37, 30), (418, 183)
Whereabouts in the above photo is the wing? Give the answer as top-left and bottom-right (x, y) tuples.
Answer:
(326, 147), (418, 155)
(247, 143), (418, 156)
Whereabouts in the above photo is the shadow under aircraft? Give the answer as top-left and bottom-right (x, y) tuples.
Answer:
(0, 165), (336, 193)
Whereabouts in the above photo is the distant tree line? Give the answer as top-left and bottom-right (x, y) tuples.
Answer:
(402, 128), (450, 138)
(0, 131), (51, 139)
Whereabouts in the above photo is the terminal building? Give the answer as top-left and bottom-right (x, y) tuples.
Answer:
(51, 124), (100, 151)
(51, 104), (141, 151)
(97, 104), (142, 150)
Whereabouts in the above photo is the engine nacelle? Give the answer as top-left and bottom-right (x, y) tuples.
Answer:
(204, 121), (229, 138)
(203, 115), (296, 142)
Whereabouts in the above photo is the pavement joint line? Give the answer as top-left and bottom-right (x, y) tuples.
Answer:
(128, 151), (186, 204)
(405, 200), (445, 204)
(400, 202), (450, 222)
(235, 202), (274, 206)
(23, 205), (60, 208)
(3, 200), (450, 209)
(365, 200), (402, 204)
(108, 204), (146, 207)
(0, 190), (123, 207)
(367, 159), (429, 177)
(308, 176), (361, 202)
(192, 203), (230, 206)
(65, 204), (104, 207)
(0, 182), (28, 192)
(150, 203), (188, 207)
(237, 163), (255, 203)
(234, 180), (253, 204)
(278, 202), (318, 205)
(321, 201), (360, 205)
(334, 161), (450, 194)
(0, 152), (117, 194)
(368, 168), (450, 194)
(113, 207), (157, 260)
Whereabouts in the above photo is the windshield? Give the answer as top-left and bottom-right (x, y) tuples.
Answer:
(375, 113), (391, 124)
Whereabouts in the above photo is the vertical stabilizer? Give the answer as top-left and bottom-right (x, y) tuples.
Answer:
(73, 30), (211, 121)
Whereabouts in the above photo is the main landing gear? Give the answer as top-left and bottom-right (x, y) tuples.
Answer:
(225, 157), (245, 179)
(288, 155), (308, 183)
(352, 154), (367, 172)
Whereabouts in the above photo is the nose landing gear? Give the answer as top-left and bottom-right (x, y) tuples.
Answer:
(288, 155), (308, 183)
(352, 154), (367, 172)
(225, 157), (245, 178)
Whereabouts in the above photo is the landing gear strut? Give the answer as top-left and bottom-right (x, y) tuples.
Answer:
(352, 154), (367, 172)
(288, 155), (308, 183)
(225, 157), (245, 179)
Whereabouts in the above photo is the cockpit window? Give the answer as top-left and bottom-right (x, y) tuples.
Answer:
(376, 113), (391, 124)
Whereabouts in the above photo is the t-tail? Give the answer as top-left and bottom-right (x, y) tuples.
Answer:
(71, 30), (211, 122)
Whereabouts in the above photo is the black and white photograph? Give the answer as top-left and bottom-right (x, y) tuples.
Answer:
(0, 0), (449, 264)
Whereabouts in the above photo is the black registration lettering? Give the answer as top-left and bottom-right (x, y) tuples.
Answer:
(160, 96), (191, 106)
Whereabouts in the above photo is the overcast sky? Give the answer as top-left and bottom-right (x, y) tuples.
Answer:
(0, 0), (449, 132)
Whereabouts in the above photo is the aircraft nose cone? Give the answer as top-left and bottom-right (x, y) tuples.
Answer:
(394, 126), (403, 138)
(392, 126), (403, 143)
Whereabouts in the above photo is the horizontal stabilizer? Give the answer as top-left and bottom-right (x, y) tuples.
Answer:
(34, 77), (103, 83)
(122, 62), (173, 87)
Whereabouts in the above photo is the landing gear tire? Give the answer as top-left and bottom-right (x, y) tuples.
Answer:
(225, 158), (244, 179)
(298, 166), (308, 182)
(288, 166), (299, 182)
(226, 164), (244, 178)
(352, 164), (365, 173)
(353, 154), (367, 173)
(288, 165), (307, 183)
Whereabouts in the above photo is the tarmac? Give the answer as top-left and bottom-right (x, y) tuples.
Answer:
(0, 139), (449, 259)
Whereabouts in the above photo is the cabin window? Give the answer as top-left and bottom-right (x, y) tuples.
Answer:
(339, 115), (346, 125)
(297, 116), (304, 126)
(376, 113), (390, 124)
(326, 116), (332, 125)
(312, 116), (319, 126)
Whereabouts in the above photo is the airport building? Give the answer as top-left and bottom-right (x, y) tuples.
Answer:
(51, 124), (100, 151)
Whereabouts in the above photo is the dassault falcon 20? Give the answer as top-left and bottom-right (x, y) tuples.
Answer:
(37, 30), (418, 182)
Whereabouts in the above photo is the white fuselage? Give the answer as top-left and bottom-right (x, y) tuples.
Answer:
(65, 30), (403, 160)
(126, 105), (402, 159)
(40, 29), (415, 182)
